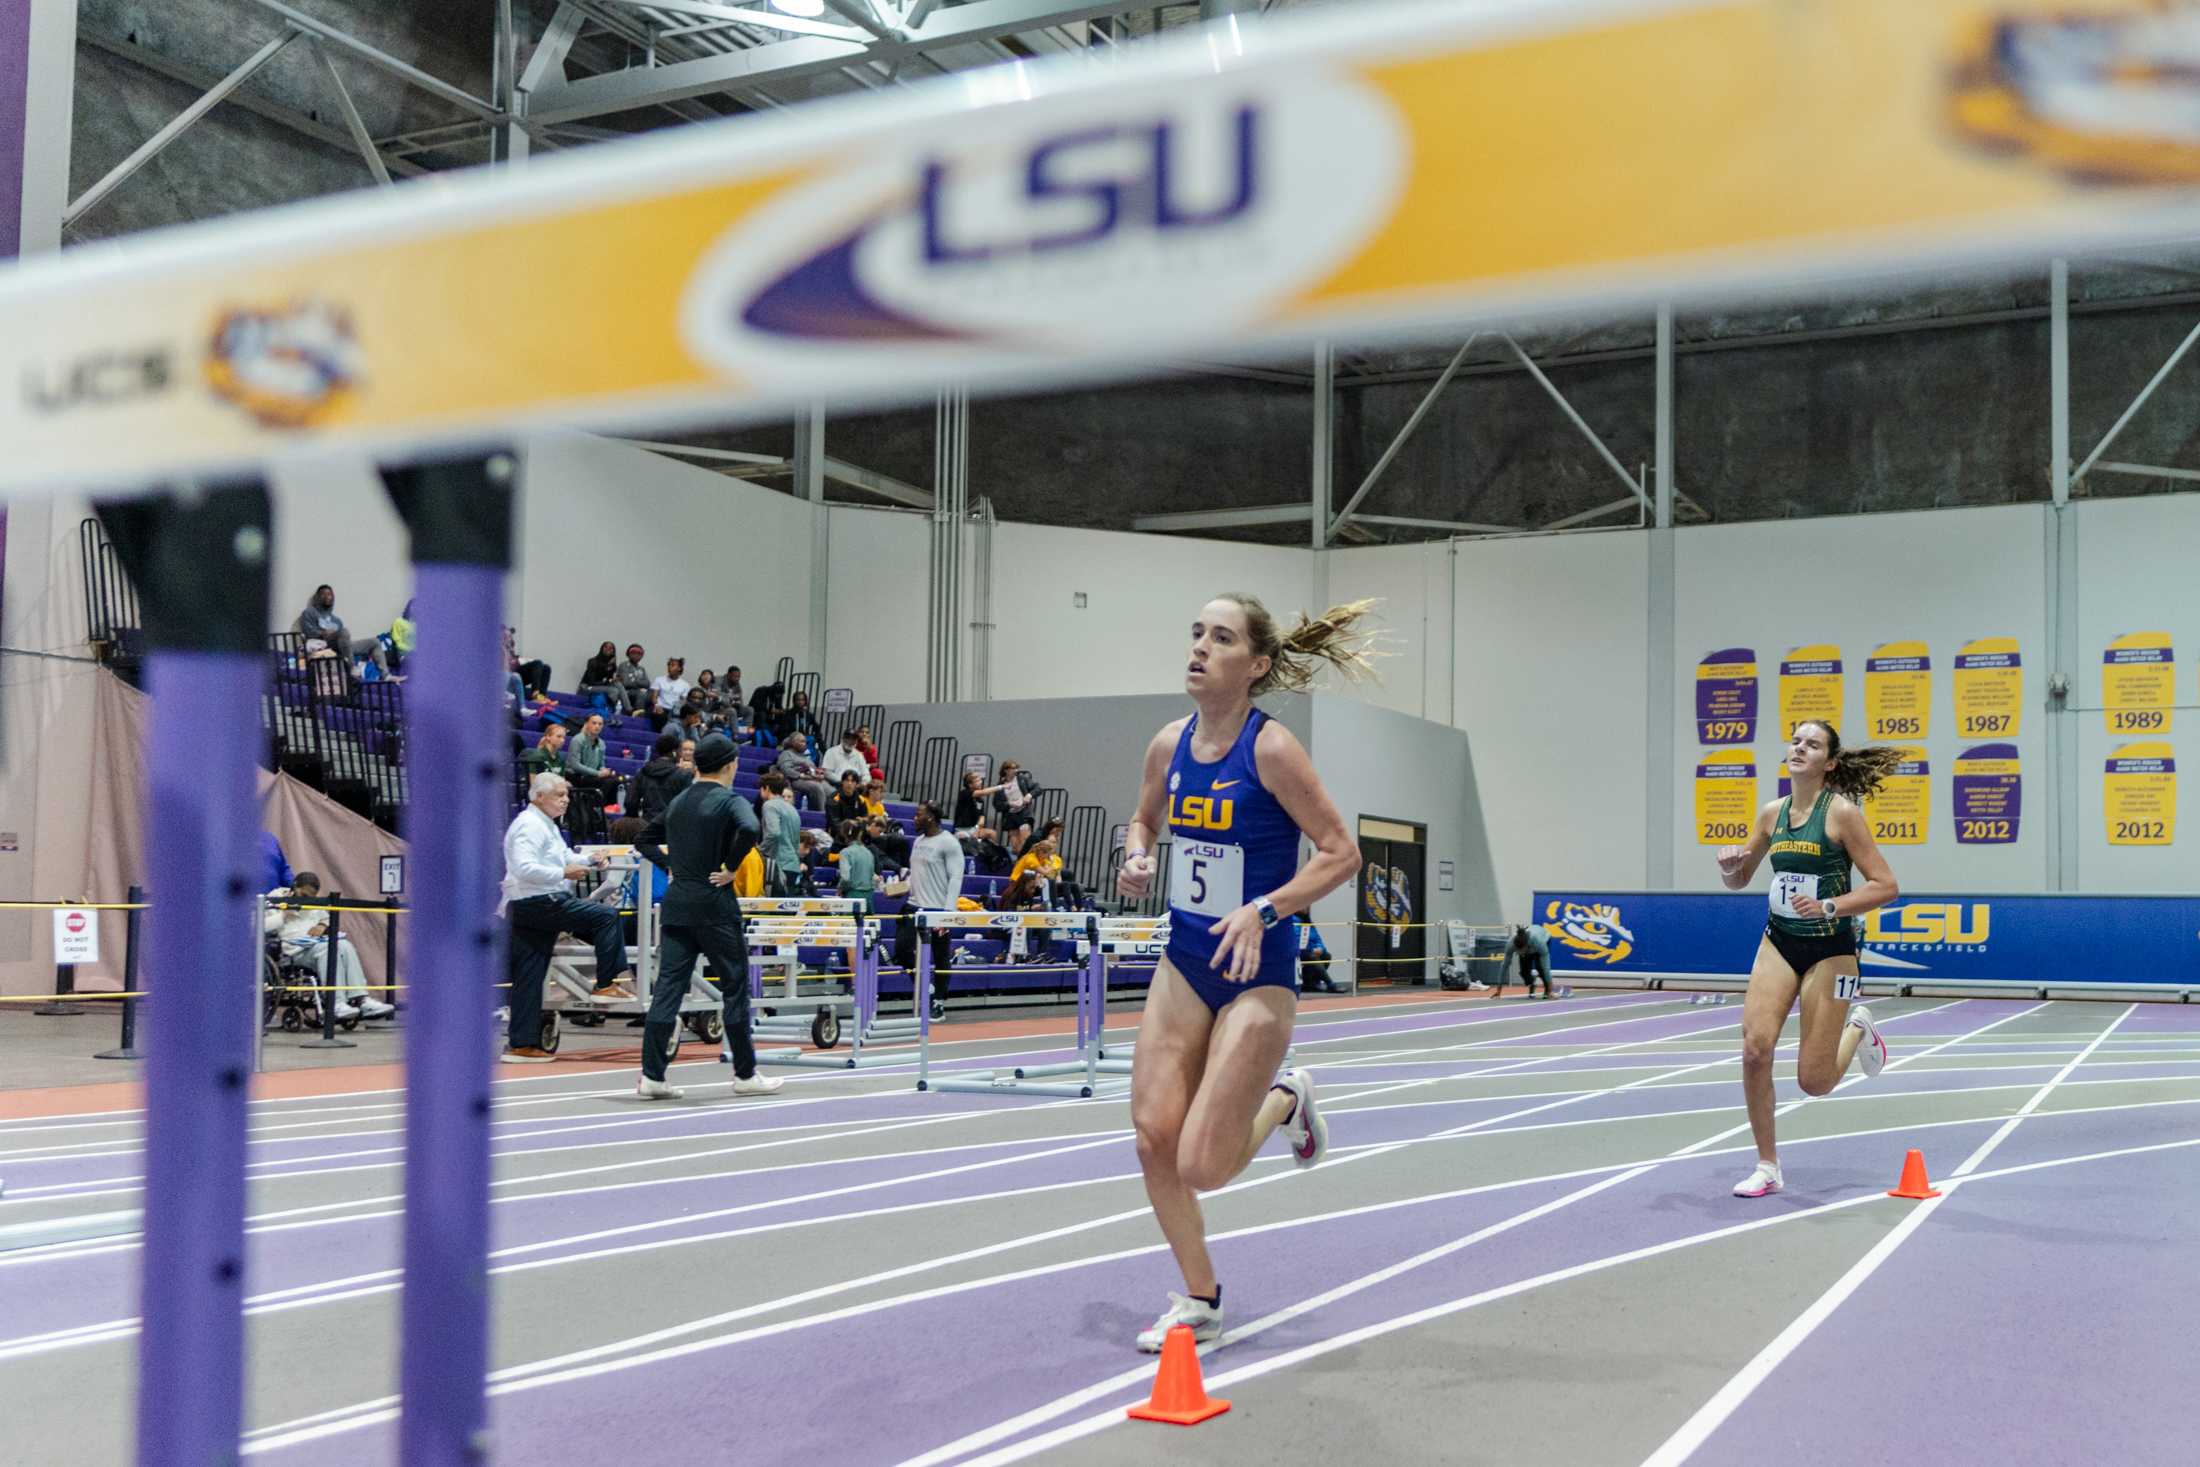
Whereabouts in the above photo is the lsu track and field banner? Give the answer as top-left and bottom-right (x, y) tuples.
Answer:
(1777, 645), (1843, 736)
(1863, 641), (1930, 741)
(1, 2), (2199, 495)
(1694, 648), (1757, 745)
(1863, 747), (1929, 846)
(2104, 742), (2175, 846)
(1952, 636), (2023, 740)
(2102, 632), (2175, 735)
(1953, 742), (2022, 844)
(1533, 889), (2199, 986)
(1693, 749), (1757, 845)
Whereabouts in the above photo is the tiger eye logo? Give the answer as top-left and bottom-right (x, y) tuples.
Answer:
(1543, 901), (1634, 966)
(1948, 11), (2200, 183)
(204, 299), (363, 428)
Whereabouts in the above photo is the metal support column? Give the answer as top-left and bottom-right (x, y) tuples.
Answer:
(1310, 341), (1333, 549)
(493, 0), (525, 165)
(970, 496), (995, 701)
(384, 453), (516, 1467)
(797, 404), (829, 677)
(1654, 303), (1675, 529)
(93, 481), (272, 1467)
(927, 389), (968, 703)
(2050, 259), (2070, 507)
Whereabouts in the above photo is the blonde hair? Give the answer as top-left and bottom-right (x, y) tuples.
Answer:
(1795, 721), (1904, 803)
(1211, 593), (1385, 695)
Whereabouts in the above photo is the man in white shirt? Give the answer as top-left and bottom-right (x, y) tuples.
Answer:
(264, 871), (393, 1020)
(891, 801), (966, 1022)
(501, 773), (635, 1062)
(822, 730), (870, 786)
(649, 657), (691, 730)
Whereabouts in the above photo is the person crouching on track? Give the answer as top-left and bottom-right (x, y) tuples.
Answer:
(632, 734), (784, 1102)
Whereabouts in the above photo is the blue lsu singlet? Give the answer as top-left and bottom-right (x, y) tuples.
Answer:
(1164, 708), (1302, 1010)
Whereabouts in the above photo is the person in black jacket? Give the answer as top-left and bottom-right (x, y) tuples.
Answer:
(632, 734), (784, 1101)
(578, 641), (625, 714)
(774, 688), (823, 747)
(629, 731), (693, 825)
(826, 770), (869, 830)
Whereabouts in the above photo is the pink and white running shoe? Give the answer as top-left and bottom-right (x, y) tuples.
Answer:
(1732, 1160), (1784, 1198)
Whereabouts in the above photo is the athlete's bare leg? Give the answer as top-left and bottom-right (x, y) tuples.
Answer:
(1794, 957), (1865, 1095)
(1739, 937), (1803, 1165)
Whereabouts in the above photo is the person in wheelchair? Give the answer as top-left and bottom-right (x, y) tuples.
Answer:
(264, 871), (393, 1021)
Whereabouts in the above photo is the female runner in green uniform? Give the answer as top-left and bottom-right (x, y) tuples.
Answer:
(1713, 720), (1903, 1197)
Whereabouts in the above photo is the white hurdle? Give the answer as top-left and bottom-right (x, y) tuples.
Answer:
(741, 897), (925, 1067)
(919, 912), (1169, 1099)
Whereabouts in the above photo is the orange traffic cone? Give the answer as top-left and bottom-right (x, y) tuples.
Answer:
(1887, 1148), (1941, 1199)
(1126, 1325), (1231, 1426)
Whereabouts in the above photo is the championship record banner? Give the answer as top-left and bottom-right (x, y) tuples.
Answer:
(1533, 890), (2198, 987)
(1952, 636), (2023, 739)
(1778, 645), (1843, 736)
(2102, 632), (2174, 735)
(1694, 648), (1757, 745)
(1693, 749), (1757, 844)
(1863, 641), (1930, 741)
(0, 2), (2199, 498)
(1863, 747), (1929, 845)
(1952, 742), (2021, 844)
(2104, 742), (2175, 846)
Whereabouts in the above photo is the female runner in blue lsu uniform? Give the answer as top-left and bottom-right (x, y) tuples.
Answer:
(1116, 593), (1374, 1351)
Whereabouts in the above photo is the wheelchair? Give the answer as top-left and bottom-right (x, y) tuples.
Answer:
(263, 938), (361, 1033)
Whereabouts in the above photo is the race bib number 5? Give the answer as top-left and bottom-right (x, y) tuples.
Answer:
(1169, 839), (1244, 920)
(1769, 872), (1818, 919)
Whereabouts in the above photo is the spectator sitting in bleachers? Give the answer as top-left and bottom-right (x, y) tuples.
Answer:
(677, 739), (698, 774)
(863, 777), (891, 821)
(866, 812), (912, 871)
(379, 598), (414, 679)
(579, 642), (627, 715)
(747, 681), (783, 747)
(1008, 835), (1064, 895)
(520, 723), (568, 781)
(827, 769), (869, 830)
(758, 770), (803, 896)
(692, 669), (728, 722)
(615, 644), (653, 714)
(854, 724), (885, 781)
(775, 689), (823, 747)
(296, 583), (388, 677)
(798, 828), (834, 892)
(953, 770), (1000, 841)
(673, 703), (710, 746)
(629, 730), (693, 824)
(836, 819), (876, 914)
(991, 760), (1038, 855)
(504, 625), (551, 701)
(266, 871), (393, 1020)
(562, 713), (622, 805)
(722, 665), (745, 714)
(649, 657), (691, 730)
(774, 732), (833, 812)
(823, 729), (870, 786)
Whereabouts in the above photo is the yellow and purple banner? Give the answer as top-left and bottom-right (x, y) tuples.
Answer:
(1693, 749), (1758, 846)
(1952, 636), (2023, 740)
(2103, 741), (2175, 846)
(1862, 747), (1930, 846)
(1953, 743), (2021, 845)
(1778, 644), (1843, 737)
(0, 2), (2198, 497)
(1863, 640), (1930, 742)
(1694, 647), (1757, 745)
(2102, 632), (2174, 735)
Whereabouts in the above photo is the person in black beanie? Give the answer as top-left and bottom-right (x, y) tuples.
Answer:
(632, 734), (784, 1101)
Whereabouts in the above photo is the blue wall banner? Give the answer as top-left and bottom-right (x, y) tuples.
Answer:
(1533, 890), (2197, 987)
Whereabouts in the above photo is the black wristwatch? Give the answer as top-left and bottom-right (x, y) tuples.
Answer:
(1253, 896), (1280, 929)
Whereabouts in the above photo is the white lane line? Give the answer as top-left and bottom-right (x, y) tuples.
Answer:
(933, 1123), (2199, 1467)
(1635, 1002), (2137, 1467)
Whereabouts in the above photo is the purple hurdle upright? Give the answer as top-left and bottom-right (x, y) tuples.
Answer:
(94, 483), (272, 1467)
(385, 453), (516, 1467)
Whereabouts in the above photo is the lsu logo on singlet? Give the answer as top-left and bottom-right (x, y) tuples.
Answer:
(1169, 795), (1235, 832)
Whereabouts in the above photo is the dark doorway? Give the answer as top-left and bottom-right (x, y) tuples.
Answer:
(1354, 816), (1428, 987)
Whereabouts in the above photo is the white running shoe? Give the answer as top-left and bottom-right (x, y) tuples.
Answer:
(636, 1078), (684, 1101)
(1276, 1069), (1327, 1169)
(1848, 1003), (1887, 1079)
(332, 1000), (361, 1021)
(1136, 1291), (1223, 1353)
(358, 999), (396, 1020)
(1732, 1160), (1784, 1198)
(729, 1074), (784, 1096)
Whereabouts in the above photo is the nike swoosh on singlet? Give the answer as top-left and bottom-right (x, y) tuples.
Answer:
(1211, 780), (1240, 790)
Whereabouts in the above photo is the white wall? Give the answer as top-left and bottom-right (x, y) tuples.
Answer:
(1669, 505), (2051, 893)
(823, 504), (928, 705)
(1323, 541), (1454, 723)
(268, 450), (412, 643)
(1452, 530), (1652, 918)
(986, 523), (1312, 699)
(515, 431), (814, 692)
(2073, 495), (2200, 893)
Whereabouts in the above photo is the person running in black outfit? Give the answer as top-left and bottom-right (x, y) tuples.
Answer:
(632, 734), (785, 1101)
